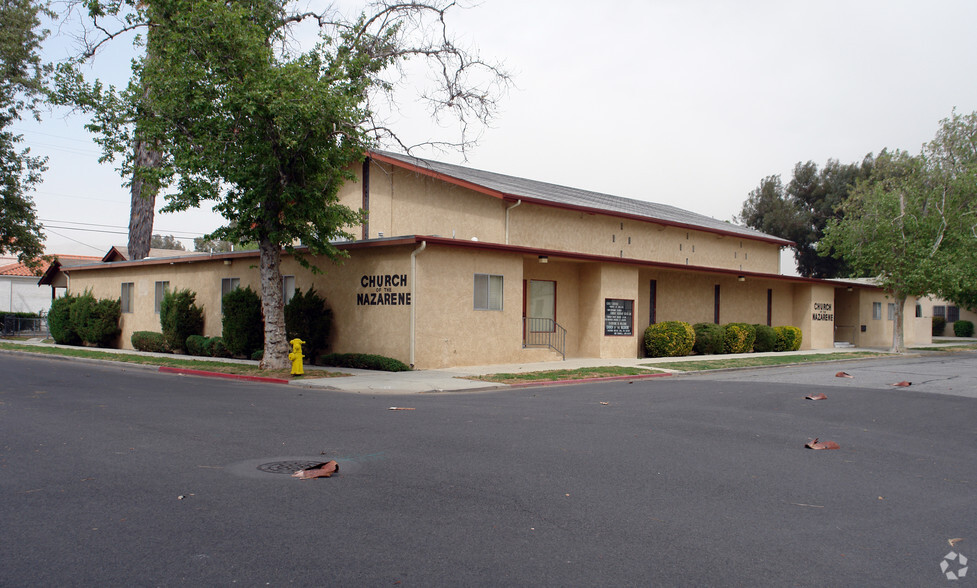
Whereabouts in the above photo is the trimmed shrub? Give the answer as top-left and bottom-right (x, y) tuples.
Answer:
(205, 337), (232, 358)
(723, 323), (756, 354)
(317, 353), (411, 372)
(221, 286), (263, 357)
(131, 331), (168, 353)
(692, 322), (724, 355)
(285, 287), (332, 361)
(49, 294), (81, 345)
(251, 349), (264, 361)
(774, 326), (803, 352)
(644, 321), (695, 358)
(70, 292), (121, 347)
(932, 316), (947, 336)
(752, 324), (778, 353)
(160, 289), (204, 353)
(186, 334), (209, 357)
(953, 320), (975, 338)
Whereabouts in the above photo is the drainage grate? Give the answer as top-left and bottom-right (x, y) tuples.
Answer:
(256, 460), (328, 475)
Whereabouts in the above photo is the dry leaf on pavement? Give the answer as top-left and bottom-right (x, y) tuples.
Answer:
(805, 438), (840, 450)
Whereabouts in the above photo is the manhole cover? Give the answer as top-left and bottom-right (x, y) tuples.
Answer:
(256, 460), (327, 475)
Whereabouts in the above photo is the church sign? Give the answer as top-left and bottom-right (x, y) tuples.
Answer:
(357, 274), (411, 306)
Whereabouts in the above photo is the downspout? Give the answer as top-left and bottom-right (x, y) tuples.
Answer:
(409, 240), (427, 368)
(505, 199), (522, 245)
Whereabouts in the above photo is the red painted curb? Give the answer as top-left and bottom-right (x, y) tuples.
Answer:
(158, 366), (290, 384)
(506, 371), (672, 388)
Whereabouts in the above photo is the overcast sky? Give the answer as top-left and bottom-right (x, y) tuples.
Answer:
(12, 0), (977, 273)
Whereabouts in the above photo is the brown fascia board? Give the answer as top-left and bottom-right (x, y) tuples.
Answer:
(62, 234), (862, 290)
(367, 151), (794, 248)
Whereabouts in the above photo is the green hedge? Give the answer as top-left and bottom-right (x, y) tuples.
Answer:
(186, 334), (209, 357)
(953, 320), (975, 337)
(932, 316), (947, 336)
(69, 291), (121, 347)
(692, 322), (724, 355)
(644, 321), (695, 358)
(221, 286), (263, 357)
(285, 287), (332, 361)
(317, 353), (411, 372)
(752, 324), (778, 353)
(205, 337), (232, 358)
(774, 326), (803, 351)
(722, 323), (756, 354)
(160, 289), (204, 353)
(49, 294), (81, 345)
(131, 331), (169, 353)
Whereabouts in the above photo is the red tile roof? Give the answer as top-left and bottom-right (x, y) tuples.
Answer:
(0, 255), (102, 277)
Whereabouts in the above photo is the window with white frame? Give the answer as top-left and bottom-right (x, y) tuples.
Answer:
(887, 303), (895, 320)
(473, 274), (503, 311)
(154, 281), (169, 314)
(872, 302), (882, 320)
(283, 275), (296, 305)
(121, 282), (134, 314)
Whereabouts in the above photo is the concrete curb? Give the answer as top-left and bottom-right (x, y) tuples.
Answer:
(158, 366), (290, 384)
(506, 371), (673, 388)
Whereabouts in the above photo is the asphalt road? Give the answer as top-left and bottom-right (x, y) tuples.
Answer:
(2, 353), (975, 586)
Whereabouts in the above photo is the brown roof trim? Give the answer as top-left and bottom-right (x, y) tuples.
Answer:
(63, 234), (875, 290)
(367, 150), (793, 248)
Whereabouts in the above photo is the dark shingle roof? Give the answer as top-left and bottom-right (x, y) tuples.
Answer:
(372, 150), (791, 245)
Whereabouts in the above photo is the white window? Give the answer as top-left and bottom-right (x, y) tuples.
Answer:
(283, 275), (296, 305)
(121, 282), (134, 314)
(154, 281), (169, 314)
(872, 302), (882, 320)
(474, 274), (503, 311)
(887, 303), (895, 321)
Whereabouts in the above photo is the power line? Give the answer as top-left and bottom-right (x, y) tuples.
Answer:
(38, 219), (209, 237)
(44, 228), (105, 252)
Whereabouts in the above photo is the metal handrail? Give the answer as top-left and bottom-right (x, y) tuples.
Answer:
(522, 317), (566, 360)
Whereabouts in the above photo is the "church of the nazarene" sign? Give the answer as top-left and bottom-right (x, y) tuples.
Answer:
(357, 274), (411, 306)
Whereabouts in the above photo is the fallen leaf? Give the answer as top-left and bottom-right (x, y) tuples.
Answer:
(892, 381), (912, 387)
(805, 438), (840, 450)
(805, 393), (828, 400)
(599, 402), (610, 406)
(388, 407), (415, 411)
(292, 461), (339, 480)
(949, 538), (964, 547)
(835, 371), (853, 378)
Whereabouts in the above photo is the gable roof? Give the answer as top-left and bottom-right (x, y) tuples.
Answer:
(102, 246), (209, 262)
(369, 150), (792, 246)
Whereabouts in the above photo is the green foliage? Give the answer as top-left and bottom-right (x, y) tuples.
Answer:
(221, 286), (263, 357)
(251, 349), (264, 361)
(644, 321), (695, 358)
(150, 234), (186, 250)
(723, 323), (757, 354)
(317, 353), (411, 372)
(48, 294), (81, 345)
(284, 287), (332, 360)
(738, 158), (872, 278)
(0, 0), (52, 269)
(752, 324), (778, 353)
(205, 337), (231, 358)
(69, 291), (121, 347)
(160, 289), (204, 353)
(131, 331), (168, 352)
(953, 320), (974, 338)
(773, 326), (803, 352)
(185, 334), (208, 356)
(932, 316), (947, 336)
(692, 322), (724, 355)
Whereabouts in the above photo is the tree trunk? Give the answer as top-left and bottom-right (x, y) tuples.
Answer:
(258, 238), (289, 369)
(127, 140), (162, 260)
(890, 292), (907, 353)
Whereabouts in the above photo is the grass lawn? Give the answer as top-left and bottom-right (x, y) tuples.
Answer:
(0, 342), (349, 380)
(910, 344), (977, 352)
(470, 366), (663, 385)
(646, 351), (884, 371)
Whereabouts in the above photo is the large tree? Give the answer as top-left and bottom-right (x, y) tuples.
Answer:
(738, 157), (873, 278)
(0, 0), (50, 270)
(821, 113), (977, 351)
(65, 0), (508, 368)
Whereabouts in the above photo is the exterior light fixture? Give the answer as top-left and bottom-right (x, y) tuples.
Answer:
(847, 286), (853, 292)
(224, 260), (232, 266)
(737, 275), (745, 282)
(538, 255), (548, 264)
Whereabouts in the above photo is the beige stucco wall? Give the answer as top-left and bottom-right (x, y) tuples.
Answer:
(336, 159), (784, 275)
(919, 296), (977, 337)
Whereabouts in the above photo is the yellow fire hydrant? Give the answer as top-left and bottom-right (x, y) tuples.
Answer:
(288, 338), (306, 376)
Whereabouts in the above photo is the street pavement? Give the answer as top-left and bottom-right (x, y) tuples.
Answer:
(1, 351), (975, 586)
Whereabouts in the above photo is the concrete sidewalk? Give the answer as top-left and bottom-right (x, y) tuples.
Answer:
(4, 336), (974, 394)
